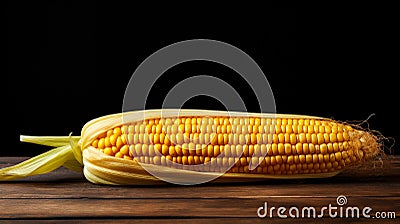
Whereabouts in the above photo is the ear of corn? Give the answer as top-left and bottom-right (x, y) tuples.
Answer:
(0, 109), (381, 185)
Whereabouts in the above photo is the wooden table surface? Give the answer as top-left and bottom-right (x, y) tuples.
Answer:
(1, 156), (399, 223)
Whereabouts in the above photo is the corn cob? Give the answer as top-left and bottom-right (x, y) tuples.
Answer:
(0, 110), (381, 185)
(80, 110), (381, 184)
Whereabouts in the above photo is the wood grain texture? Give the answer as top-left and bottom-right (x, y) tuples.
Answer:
(0, 156), (399, 222)
(2, 219), (399, 224)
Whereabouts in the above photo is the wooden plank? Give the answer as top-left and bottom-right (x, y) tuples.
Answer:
(1, 156), (399, 221)
(1, 219), (399, 224)
(0, 197), (398, 219)
(1, 180), (400, 199)
(2, 219), (399, 224)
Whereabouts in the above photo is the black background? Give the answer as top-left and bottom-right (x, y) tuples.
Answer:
(5, 2), (398, 156)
